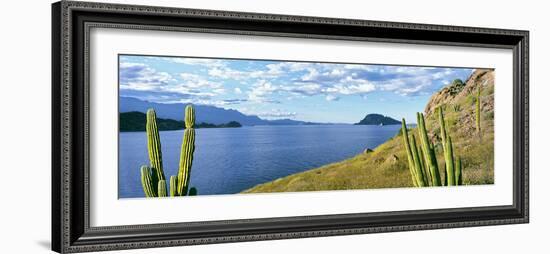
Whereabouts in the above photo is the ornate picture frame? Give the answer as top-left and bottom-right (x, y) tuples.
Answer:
(52, 1), (529, 253)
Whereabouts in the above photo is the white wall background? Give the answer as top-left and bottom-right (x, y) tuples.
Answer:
(0, 0), (546, 253)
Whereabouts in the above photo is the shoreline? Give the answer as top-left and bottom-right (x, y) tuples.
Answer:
(119, 123), (403, 133)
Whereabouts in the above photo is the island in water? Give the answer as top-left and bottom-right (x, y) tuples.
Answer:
(355, 114), (401, 125)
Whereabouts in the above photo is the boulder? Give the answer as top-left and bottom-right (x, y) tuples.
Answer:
(363, 148), (374, 154)
(387, 154), (399, 164)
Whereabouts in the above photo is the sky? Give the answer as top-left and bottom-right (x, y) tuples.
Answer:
(119, 55), (474, 124)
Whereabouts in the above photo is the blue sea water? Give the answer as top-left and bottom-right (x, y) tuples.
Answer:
(118, 124), (401, 198)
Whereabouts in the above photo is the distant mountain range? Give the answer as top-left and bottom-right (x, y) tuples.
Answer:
(120, 111), (184, 132)
(355, 114), (400, 125)
(120, 111), (242, 132)
(119, 97), (321, 126)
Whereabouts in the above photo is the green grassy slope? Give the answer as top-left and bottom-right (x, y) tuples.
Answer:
(243, 70), (494, 194)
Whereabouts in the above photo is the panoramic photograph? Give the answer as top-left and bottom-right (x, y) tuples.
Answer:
(118, 54), (494, 198)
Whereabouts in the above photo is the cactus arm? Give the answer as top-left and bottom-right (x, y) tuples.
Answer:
(177, 105), (196, 196)
(140, 166), (156, 197)
(401, 119), (420, 187)
(428, 142), (440, 186)
(185, 105), (195, 128)
(410, 134), (427, 187)
(158, 180), (167, 197)
(169, 175), (178, 197)
(438, 106), (447, 147)
(419, 144), (432, 186)
(455, 158), (462, 185)
(438, 106), (454, 186)
(146, 109), (165, 185)
(177, 128), (195, 195)
(419, 143), (430, 185)
(444, 136), (456, 185)
(416, 113), (442, 186)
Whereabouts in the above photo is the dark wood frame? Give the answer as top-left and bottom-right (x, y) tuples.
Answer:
(52, 1), (529, 253)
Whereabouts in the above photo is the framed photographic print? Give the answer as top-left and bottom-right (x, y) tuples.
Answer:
(51, 1), (529, 253)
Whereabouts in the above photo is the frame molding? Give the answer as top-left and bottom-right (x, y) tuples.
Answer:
(52, 1), (529, 253)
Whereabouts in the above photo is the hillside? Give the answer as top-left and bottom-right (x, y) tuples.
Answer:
(120, 111), (242, 132)
(243, 69), (494, 193)
(355, 114), (400, 125)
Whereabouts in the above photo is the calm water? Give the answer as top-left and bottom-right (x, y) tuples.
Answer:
(119, 125), (401, 198)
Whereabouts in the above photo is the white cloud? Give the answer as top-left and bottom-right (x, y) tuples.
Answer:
(164, 98), (243, 107)
(119, 62), (229, 103)
(257, 109), (297, 119)
(208, 67), (243, 80)
(325, 95), (340, 101)
(167, 57), (226, 67)
(294, 64), (470, 97)
(301, 68), (320, 81)
(119, 62), (174, 91)
(208, 66), (282, 80)
(283, 82), (323, 96)
(234, 87), (243, 94)
(325, 83), (376, 95)
(248, 80), (280, 103)
(179, 73), (223, 90)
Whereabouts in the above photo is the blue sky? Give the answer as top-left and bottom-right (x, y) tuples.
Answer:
(119, 55), (474, 123)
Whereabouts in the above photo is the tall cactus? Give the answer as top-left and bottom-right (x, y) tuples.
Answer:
(158, 180), (167, 197)
(455, 157), (462, 185)
(438, 107), (447, 147)
(139, 105), (198, 198)
(177, 105), (196, 196)
(417, 113), (442, 186)
(444, 136), (456, 185)
(169, 176), (178, 197)
(146, 109), (165, 193)
(438, 107), (457, 185)
(140, 166), (156, 197)
(401, 119), (427, 187)
(410, 134), (428, 187)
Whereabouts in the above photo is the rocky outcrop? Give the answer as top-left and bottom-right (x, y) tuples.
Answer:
(422, 69), (494, 141)
(424, 69), (494, 117)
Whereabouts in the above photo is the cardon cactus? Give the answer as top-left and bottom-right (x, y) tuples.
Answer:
(444, 136), (456, 185)
(437, 107), (460, 186)
(139, 105), (198, 197)
(438, 107), (447, 147)
(169, 176), (178, 197)
(177, 105), (196, 196)
(410, 134), (428, 186)
(455, 157), (463, 185)
(158, 180), (167, 197)
(140, 166), (156, 197)
(401, 119), (426, 187)
(417, 112), (441, 186)
(146, 109), (165, 194)
(401, 106), (462, 187)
